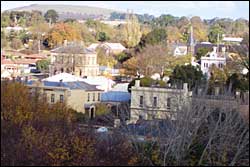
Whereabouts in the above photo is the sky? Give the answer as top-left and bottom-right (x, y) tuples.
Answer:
(1, 1), (249, 20)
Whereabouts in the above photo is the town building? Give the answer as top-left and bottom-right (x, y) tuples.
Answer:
(129, 80), (191, 123)
(222, 37), (243, 45)
(28, 73), (103, 118)
(200, 46), (226, 77)
(87, 42), (126, 55)
(50, 42), (99, 77)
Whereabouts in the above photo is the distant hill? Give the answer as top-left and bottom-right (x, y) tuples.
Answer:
(7, 4), (125, 20)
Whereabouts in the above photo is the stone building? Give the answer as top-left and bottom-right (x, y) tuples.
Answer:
(130, 80), (191, 123)
(27, 78), (103, 118)
(50, 42), (99, 77)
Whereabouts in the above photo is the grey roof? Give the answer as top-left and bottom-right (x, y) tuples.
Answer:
(51, 44), (95, 54)
(101, 91), (131, 102)
(27, 80), (101, 91)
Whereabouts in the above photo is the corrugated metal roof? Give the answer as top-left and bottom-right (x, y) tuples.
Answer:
(101, 91), (130, 102)
(27, 80), (101, 91)
(51, 44), (95, 54)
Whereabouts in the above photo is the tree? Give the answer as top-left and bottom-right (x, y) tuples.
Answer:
(97, 47), (117, 67)
(44, 9), (59, 24)
(196, 47), (212, 61)
(226, 73), (249, 92)
(169, 64), (204, 89)
(1, 12), (11, 27)
(36, 59), (50, 72)
(123, 44), (169, 77)
(10, 38), (22, 50)
(139, 28), (167, 48)
(190, 16), (208, 42)
(47, 22), (81, 47)
(208, 24), (224, 43)
(122, 14), (142, 48)
(97, 32), (109, 42)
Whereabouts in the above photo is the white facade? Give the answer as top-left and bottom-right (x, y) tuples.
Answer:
(174, 46), (188, 56)
(200, 46), (226, 77)
(130, 80), (191, 123)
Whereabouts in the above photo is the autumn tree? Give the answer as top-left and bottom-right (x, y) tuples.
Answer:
(47, 22), (81, 48)
(121, 14), (142, 48)
(97, 47), (117, 68)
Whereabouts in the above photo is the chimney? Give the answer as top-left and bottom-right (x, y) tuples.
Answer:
(114, 119), (120, 128)
(222, 46), (226, 54)
(213, 46), (217, 53)
(64, 40), (67, 47)
(183, 83), (188, 92)
(215, 87), (220, 96)
(135, 79), (140, 87)
(198, 88), (202, 95)
(59, 79), (63, 86)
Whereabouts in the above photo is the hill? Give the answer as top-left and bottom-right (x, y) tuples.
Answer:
(7, 4), (125, 20)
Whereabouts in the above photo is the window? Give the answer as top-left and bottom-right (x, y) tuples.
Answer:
(167, 98), (171, 109)
(153, 97), (157, 107)
(60, 94), (64, 103)
(139, 96), (143, 107)
(93, 93), (95, 101)
(98, 93), (100, 101)
(204, 63), (206, 67)
(87, 93), (90, 102)
(51, 94), (55, 103)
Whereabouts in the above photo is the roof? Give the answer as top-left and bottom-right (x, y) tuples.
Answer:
(87, 43), (99, 50)
(43, 73), (85, 82)
(222, 37), (243, 42)
(1, 59), (14, 65)
(82, 76), (116, 92)
(27, 80), (101, 91)
(111, 83), (129, 92)
(87, 42), (126, 51)
(13, 59), (38, 64)
(23, 54), (47, 59)
(51, 44), (95, 54)
(101, 91), (131, 102)
(103, 43), (126, 50)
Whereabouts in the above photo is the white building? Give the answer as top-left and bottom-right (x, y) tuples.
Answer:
(87, 42), (126, 55)
(200, 46), (226, 78)
(174, 45), (188, 56)
(130, 80), (191, 123)
(222, 37), (243, 44)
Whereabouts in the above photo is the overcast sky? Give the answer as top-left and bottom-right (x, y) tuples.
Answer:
(1, 1), (249, 20)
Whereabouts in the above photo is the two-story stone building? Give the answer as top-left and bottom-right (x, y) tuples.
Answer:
(27, 78), (103, 118)
(130, 80), (191, 123)
(50, 42), (99, 77)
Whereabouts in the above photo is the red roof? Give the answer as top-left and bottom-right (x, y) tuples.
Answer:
(1, 59), (14, 65)
(14, 59), (38, 64)
(23, 54), (47, 59)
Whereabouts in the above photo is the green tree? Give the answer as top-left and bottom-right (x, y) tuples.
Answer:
(208, 24), (224, 43)
(36, 59), (50, 71)
(139, 28), (167, 48)
(97, 32), (109, 42)
(44, 9), (59, 24)
(196, 47), (212, 61)
(227, 73), (249, 92)
(169, 64), (204, 89)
